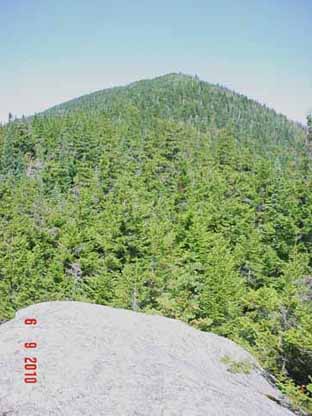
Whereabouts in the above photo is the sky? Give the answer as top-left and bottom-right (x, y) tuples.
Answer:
(0, 0), (311, 125)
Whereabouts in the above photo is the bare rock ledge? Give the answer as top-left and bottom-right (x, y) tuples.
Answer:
(0, 301), (297, 416)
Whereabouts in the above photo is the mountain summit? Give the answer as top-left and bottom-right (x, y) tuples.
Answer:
(43, 73), (304, 149)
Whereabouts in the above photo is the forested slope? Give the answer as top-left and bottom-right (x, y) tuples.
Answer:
(0, 73), (311, 412)
(45, 73), (305, 150)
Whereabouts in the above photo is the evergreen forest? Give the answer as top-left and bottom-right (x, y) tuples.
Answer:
(0, 73), (311, 412)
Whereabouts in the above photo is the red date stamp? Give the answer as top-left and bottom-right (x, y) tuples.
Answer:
(24, 318), (38, 384)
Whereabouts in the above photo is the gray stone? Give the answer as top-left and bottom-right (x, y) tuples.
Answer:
(0, 301), (297, 416)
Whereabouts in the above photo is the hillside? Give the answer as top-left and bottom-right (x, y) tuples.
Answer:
(0, 73), (311, 412)
(44, 73), (305, 151)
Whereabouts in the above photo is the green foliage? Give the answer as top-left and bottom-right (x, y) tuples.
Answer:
(220, 355), (255, 374)
(0, 73), (311, 412)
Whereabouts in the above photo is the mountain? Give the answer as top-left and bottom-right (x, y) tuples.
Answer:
(44, 73), (305, 151)
(0, 301), (297, 416)
(0, 73), (311, 413)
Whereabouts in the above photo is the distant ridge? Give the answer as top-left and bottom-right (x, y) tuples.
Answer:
(36, 73), (305, 152)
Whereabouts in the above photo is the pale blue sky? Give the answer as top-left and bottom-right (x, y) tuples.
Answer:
(0, 0), (311, 124)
